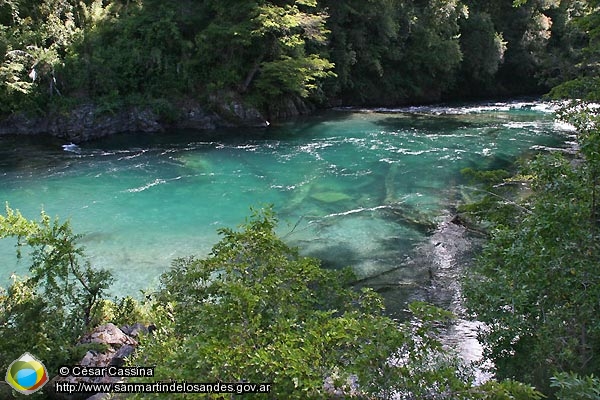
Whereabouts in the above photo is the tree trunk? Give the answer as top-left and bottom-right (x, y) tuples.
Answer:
(240, 52), (265, 93)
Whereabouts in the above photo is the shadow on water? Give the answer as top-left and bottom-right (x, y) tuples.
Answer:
(84, 127), (272, 149)
(352, 210), (482, 317)
(353, 213), (491, 375)
(77, 109), (355, 149)
(258, 109), (357, 142)
(371, 114), (480, 133)
(459, 152), (519, 176)
(0, 135), (70, 174)
(302, 243), (359, 270)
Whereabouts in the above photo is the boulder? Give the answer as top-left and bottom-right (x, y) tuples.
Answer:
(79, 323), (138, 347)
(120, 322), (149, 338)
(209, 91), (269, 128)
(265, 95), (314, 120)
(45, 323), (151, 400)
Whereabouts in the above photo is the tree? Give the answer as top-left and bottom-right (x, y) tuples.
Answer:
(398, 0), (466, 101)
(462, 103), (600, 394)
(198, 0), (336, 104)
(131, 207), (542, 399)
(547, 0), (600, 100)
(63, 0), (193, 101)
(0, 204), (113, 374)
(511, 0), (600, 100)
(458, 0), (559, 96)
(60, 0), (334, 116)
(321, 0), (465, 105)
(318, 0), (403, 104)
(0, 0), (81, 114)
(550, 372), (600, 400)
(456, 11), (507, 97)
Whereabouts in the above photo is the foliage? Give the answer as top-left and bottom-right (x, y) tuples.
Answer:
(0, 0), (79, 114)
(62, 0), (335, 115)
(551, 372), (600, 400)
(456, 11), (507, 97)
(462, 0), (554, 95)
(462, 103), (600, 395)
(90, 295), (150, 328)
(509, 0), (600, 101)
(322, 0), (466, 105)
(3, 0), (598, 117)
(63, 1), (194, 101)
(249, 1), (334, 99)
(0, 202), (547, 399)
(129, 206), (543, 399)
(0, 203), (113, 374)
(461, 168), (513, 186)
(546, 0), (600, 100)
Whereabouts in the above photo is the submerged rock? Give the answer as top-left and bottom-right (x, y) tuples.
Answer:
(176, 153), (212, 171)
(310, 191), (352, 203)
(381, 203), (439, 234)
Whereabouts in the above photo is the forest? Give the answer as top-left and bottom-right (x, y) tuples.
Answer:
(1, 0), (600, 399)
(0, 0), (599, 121)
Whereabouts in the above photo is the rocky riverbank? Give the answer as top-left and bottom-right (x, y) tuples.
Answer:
(0, 94), (312, 142)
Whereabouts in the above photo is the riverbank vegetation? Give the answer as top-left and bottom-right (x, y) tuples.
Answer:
(1, 195), (596, 398)
(1, 0), (599, 121)
(459, 102), (600, 397)
(2, 97), (600, 398)
(1, 205), (545, 399)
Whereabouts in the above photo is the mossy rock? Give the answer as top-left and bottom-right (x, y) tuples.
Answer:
(310, 191), (352, 203)
(177, 155), (210, 171)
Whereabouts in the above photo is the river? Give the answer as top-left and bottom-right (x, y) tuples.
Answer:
(0, 100), (571, 324)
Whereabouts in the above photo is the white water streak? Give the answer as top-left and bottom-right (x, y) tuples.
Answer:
(126, 176), (182, 193)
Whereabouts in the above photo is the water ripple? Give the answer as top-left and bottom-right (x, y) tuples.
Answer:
(125, 176), (182, 193)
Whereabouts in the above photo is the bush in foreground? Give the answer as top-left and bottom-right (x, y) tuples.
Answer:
(131, 207), (541, 399)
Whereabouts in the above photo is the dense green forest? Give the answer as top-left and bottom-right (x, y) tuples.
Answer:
(1, 0), (599, 121)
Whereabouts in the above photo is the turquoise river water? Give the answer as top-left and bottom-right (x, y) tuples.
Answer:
(0, 101), (572, 316)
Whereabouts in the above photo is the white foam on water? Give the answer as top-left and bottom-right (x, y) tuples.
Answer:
(350, 99), (565, 116)
(125, 178), (170, 193)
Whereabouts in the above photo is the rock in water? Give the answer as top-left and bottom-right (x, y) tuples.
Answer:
(310, 191), (352, 203)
